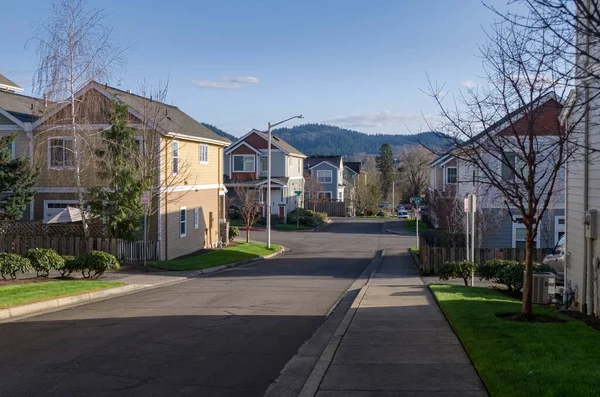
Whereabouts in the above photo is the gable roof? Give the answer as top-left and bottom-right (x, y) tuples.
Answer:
(306, 155), (343, 169)
(0, 74), (23, 93)
(0, 90), (47, 123)
(224, 129), (306, 157)
(344, 161), (362, 174)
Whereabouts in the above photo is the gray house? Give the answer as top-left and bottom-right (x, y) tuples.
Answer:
(305, 156), (346, 202)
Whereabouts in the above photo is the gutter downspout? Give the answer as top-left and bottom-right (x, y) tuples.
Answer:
(583, 5), (591, 314)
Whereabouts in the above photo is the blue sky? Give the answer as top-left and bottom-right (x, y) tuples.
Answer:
(3, 0), (513, 137)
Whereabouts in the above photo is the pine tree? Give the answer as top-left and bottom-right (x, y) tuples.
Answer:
(0, 135), (37, 220)
(89, 101), (144, 240)
(376, 143), (395, 201)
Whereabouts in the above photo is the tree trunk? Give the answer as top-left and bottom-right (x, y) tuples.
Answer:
(245, 226), (250, 243)
(521, 233), (535, 319)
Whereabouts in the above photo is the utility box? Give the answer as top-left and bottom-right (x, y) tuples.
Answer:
(529, 272), (556, 304)
(583, 209), (597, 239)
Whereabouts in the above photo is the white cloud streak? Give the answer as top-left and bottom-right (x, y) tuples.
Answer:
(192, 76), (260, 90)
(322, 111), (441, 129)
(461, 80), (477, 88)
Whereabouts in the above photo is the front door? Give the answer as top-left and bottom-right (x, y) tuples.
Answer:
(279, 206), (285, 219)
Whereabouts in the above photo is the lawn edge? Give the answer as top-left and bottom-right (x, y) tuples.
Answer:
(428, 284), (492, 397)
(184, 245), (285, 275)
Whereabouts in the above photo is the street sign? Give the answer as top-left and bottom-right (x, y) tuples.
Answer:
(411, 197), (422, 204)
(295, 190), (302, 196)
(140, 191), (151, 205)
(464, 197), (469, 213)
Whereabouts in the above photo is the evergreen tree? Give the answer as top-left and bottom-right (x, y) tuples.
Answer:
(376, 143), (395, 201)
(0, 135), (37, 220)
(89, 101), (144, 240)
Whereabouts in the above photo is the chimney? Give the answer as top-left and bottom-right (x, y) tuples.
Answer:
(43, 93), (48, 108)
(126, 89), (132, 93)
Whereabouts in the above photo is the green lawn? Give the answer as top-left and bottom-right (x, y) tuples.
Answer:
(405, 218), (428, 232)
(275, 223), (314, 231)
(430, 284), (600, 397)
(410, 246), (419, 253)
(151, 242), (281, 271)
(229, 219), (261, 227)
(0, 281), (124, 309)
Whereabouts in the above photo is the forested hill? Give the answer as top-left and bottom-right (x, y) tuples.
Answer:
(201, 123), (237, 142)
(272, 124), (444, 155)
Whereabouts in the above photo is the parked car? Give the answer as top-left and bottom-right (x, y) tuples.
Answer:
(397, 210), (409, 219)
(542, 234), (565, 283)
(403, 204), (412, 210)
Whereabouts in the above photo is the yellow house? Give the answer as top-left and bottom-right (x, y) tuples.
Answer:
(28, 81), (230, 260)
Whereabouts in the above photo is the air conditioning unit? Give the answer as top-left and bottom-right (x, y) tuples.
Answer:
(529, 272), (556, 304)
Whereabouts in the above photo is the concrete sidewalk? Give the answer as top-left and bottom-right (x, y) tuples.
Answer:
(308, 249), (488, 396)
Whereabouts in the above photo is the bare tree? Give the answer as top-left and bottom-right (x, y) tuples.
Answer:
(353, 178), (381, 216)
(397, 145), (434, 199)
(304, 171), (324, 210)
(234, 185), (260, 243)
(428, 191), (466, 248)
(30, 0), (125, 236)
(426, 19), (572, 318)
(474, 187), (508, 249)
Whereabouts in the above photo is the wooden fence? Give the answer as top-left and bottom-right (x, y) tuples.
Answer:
(0, 221), (108, 237)
(305, 200), (348, 217)
(418, 243), (546, 275)
(0, 234), (159, 262)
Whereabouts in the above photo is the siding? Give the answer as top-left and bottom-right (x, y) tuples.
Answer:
(161, 136), (223, 186)
(310, 162), (339, 199)
(0, 130), (29, 158)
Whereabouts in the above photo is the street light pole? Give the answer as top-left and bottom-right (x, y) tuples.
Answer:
(266, 114), (303, 249)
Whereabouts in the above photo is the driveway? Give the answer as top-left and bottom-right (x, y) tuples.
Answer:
(0, 218), (401, 397)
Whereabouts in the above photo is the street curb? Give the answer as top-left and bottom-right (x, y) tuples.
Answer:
(0, 246), (286, 323)
(297, 249), (385, 397)
(0, 283), (150, 322)
(312, 219), (333, 232)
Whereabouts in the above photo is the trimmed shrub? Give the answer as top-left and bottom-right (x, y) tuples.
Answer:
(478, 259), (511, 284)
(0, 253), (32, 280)
(79, 251), (120, 278)
(438, 260), (478, 286)
(229, 225), (240, 240)
(479, 259), (558, 292)
(60, 255), (80, 277)
(25, 248), (65, 277)
(287, 208), (328, 227)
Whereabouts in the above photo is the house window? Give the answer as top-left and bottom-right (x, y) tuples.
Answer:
(48, 137), (75, 169)
(194, 208), (199, 229)
(555, 216), (565, 244)
(172, 141), (179, 175)
(318, 191), (332, 200)
(501, 152), (516, 181)
(199, 144), (208, 164)
(260, 156), (269, 172)
(134, 136), (144, 155)
(512, 217), (539, 248)
(317, 170), (332, 183)
(445, 167), (457, 184)
(180, 207), (187, 237)
(3, 141), (15, 160)
(233, 155), (255, 172)
(338, 190), (344, 201)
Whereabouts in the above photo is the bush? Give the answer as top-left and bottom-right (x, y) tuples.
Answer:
(60, 255), (80, 277)
(0, 253), (32, 280)
(287, 208), (328, 227)
(438, 260), (478, 286)
(229, 225), (240, 240)
(25, 248), (65, 277)
(479, 259), (557, 292)
(78, 251), (120, 278)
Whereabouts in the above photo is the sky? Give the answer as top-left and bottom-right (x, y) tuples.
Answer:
(2, 0), (515, 137)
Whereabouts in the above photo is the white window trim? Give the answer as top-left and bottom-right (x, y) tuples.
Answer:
(233, 155), (255, 172)
(555, 215), (565, 245)
(47, 136), (76, 170)
(318, 191), (333, 200)
(338, 189), (344, 201)
(445, 166), (457, 184)
(180, 206), (187, 238)
(172, 141), (179, 176)
(317, 169), (333, 184)
(512, 218), (540, 249)
(194, 208), (199, 229)
(199, 144), (209, 164)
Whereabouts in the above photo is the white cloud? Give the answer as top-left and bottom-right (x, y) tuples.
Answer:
(322, 111), (441, 129)
(461, 80), (476, 88)
(192, 76), (260, 90)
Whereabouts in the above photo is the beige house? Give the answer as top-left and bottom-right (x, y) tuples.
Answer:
(1, 76), (230, 260)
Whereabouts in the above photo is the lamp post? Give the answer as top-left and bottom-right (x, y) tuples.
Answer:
(266, 115), (304, 249)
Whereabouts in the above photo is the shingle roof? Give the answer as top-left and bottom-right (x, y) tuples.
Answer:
(0, 90), (47, 122)
(344, 161), (362, 174)
(101, 84), (231, 144)
(306, 155), (343, 169)
(250, 130), (305, 157)
(0, 73), (22, 92)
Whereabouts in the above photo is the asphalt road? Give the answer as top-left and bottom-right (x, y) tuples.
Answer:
(0, 219), (401, 397)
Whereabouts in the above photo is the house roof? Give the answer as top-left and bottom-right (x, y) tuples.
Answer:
(0, 73), (23, 93)
(306, 155), (343, 169)
(0, 90), (47, 123)
(429, 93), (561, 167)
(101, 84), (231, 144)
(344, 161), (362, 174)
(223, 177), (289, 187)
